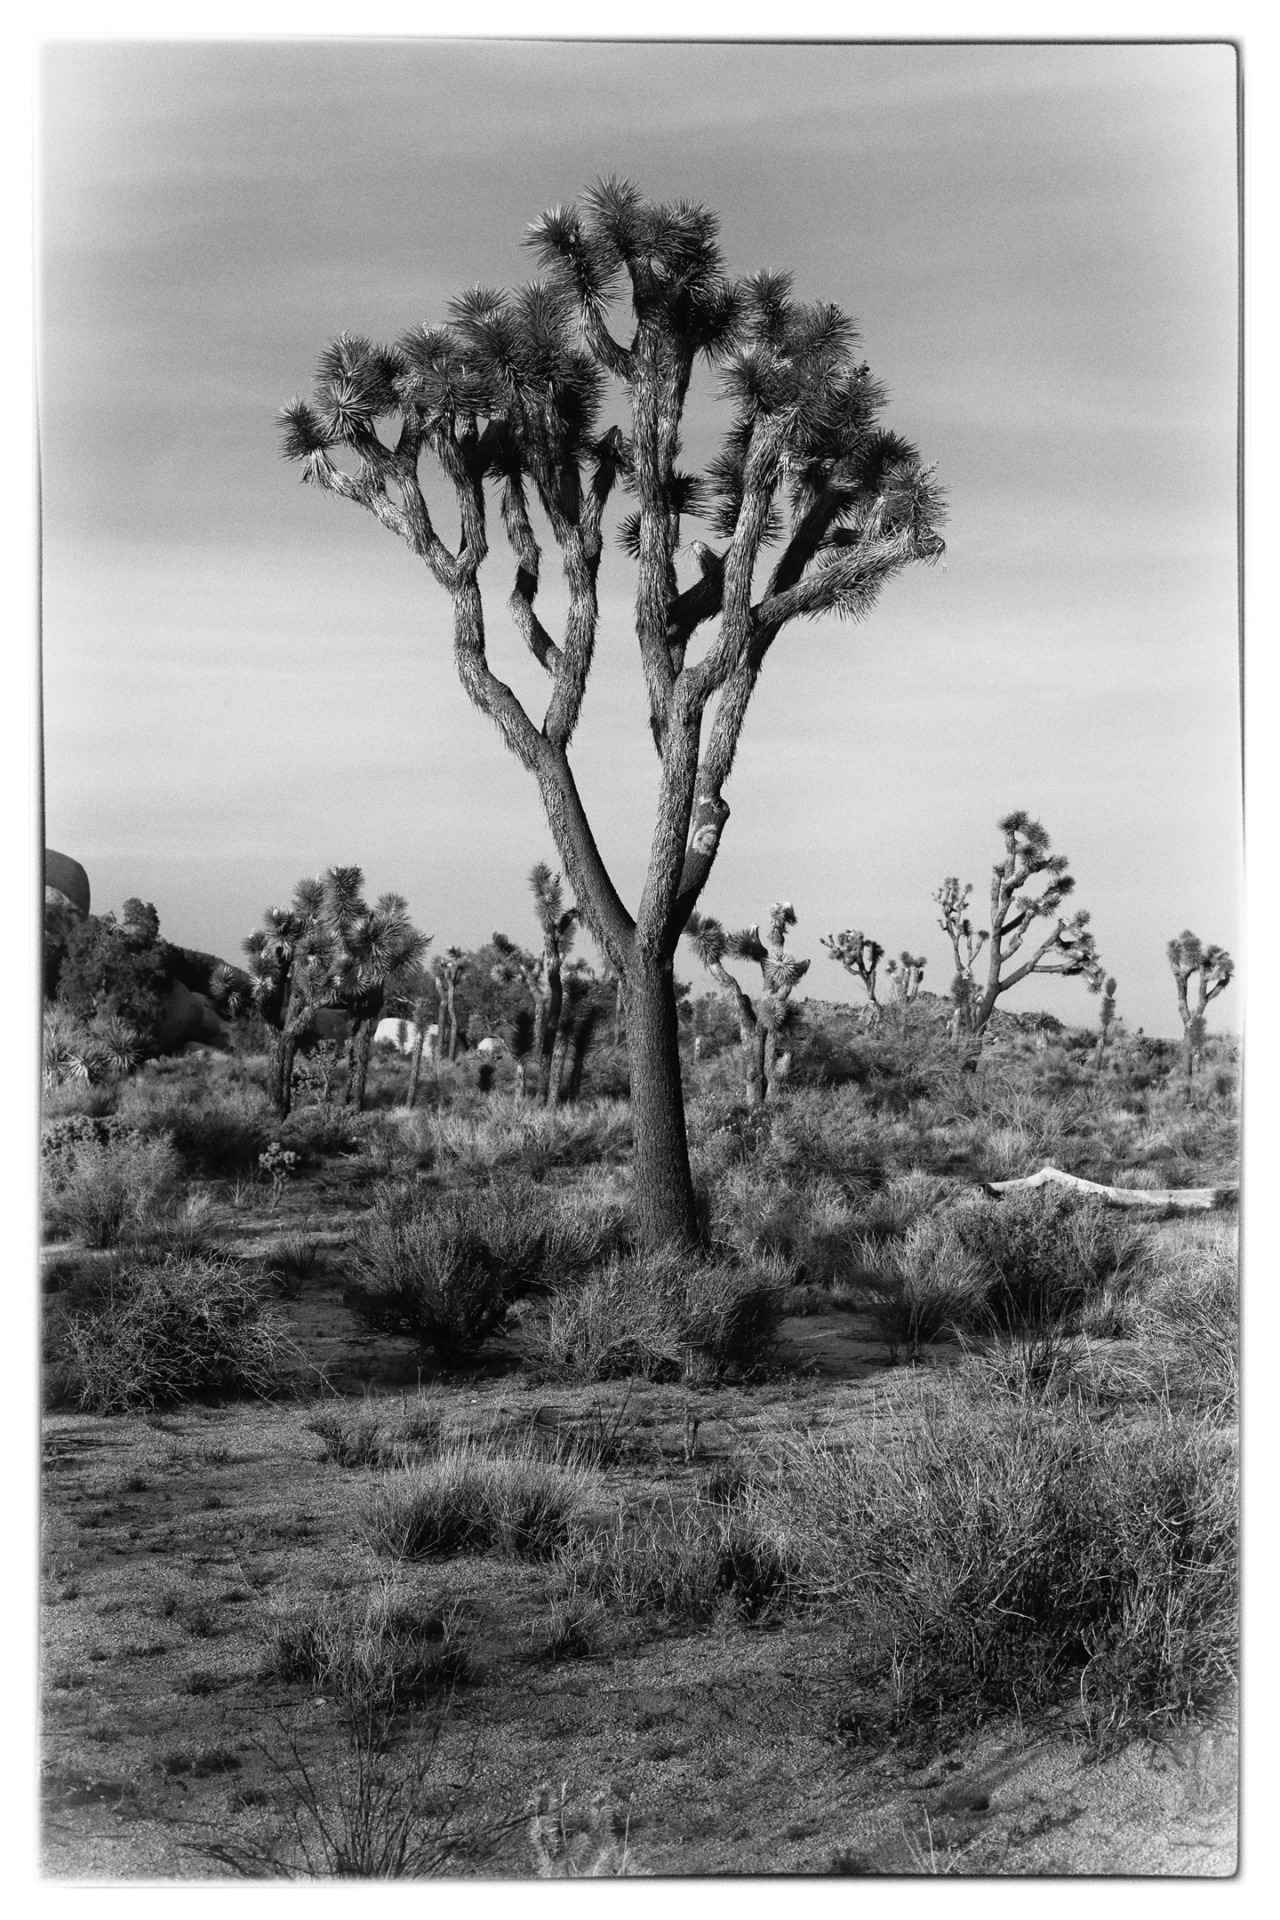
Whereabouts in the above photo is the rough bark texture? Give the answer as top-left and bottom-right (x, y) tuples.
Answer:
(624, 960), (699, 1247)
(346, 1018), (374, 1110)
(406, 1027), (426, 1109)
(268, 1031), (297, 1120)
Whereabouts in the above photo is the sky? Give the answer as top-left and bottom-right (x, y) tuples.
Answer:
(37, 37), (1241, 1037)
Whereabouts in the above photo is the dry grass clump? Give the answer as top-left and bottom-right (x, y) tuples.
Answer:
(951, 1187), (1146, 1331)
(529, 1248), (785, 1382)
(307, 1399), (444, 1469)
(1131, 1218), (1238, 1413)
(860, 1217), (985, 1360)
(264, 1231), (321, 1299)
(49, 1251), (297, 1413)
(570, 1488), (799, 1626)
(42, 1126), (179, 1247)
(365, 1442), (595, 1562)
(790, 1377), (1237, 1748)
(414, 1099), (632, 1177)
(262, 1581), (472, 1710)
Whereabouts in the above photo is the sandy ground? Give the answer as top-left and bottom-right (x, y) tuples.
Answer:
(40, 1176), (1237, 1880)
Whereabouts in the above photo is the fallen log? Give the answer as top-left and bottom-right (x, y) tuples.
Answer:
(982, 1165), (1237, 1212)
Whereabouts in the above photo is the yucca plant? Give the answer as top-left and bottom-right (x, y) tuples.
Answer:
(281, 180), (943, 1244)
(685, 901), (809, 1105)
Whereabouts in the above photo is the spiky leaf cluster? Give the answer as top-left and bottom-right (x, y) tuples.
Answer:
(821, 927), (884, 999)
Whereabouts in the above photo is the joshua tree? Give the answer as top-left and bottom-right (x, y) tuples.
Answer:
(1167, 932), (1233, 1082)
(884, 951), (927, 1035)
(243, 878), (345, 1117)
(1094, 974), (1118, 1070)
(432, 948), (469, 1062)
(528, 863), (580, 1103)
(281, 180), (943, 1244)
(939, 814), (1102, 1046)
(686, 901), (809, 1105)
(934, 876), (988, 1041)
(821, 927), (884, 1024)
(326, 871), (430, 1110)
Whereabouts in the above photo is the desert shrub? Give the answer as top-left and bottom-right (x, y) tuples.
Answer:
(799, 1382), (1237, 1747)
(952, 1188), (1145, 1330)
(345, 1181), (627, 1363)
(530, 1249), (784, 1383)
(861, 1217), (985, 1360)
(279, 1102), (363, 1163)
(572, 1490), (798, 1626)
(344, 1190), (508, 1364)
(114, 1077), (272, 1176)
(263, 1582), (472, 1709)
(480, 1178), (630, 1290)
(42, 1127), (179, 1247)
(191, 1704), (494, 1879)
(365, 1444), (593, 1561)
(50, 1251), (296, 1413)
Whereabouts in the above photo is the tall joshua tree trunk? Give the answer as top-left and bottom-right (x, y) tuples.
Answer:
(268, 1030), (299, 1120)
(624, 957), (699, 1246)
(345, 1016), (375, 1109)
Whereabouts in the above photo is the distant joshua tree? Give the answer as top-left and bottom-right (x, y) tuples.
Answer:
(245, 869), (428, 1116)
(686, 902), (809, 1105)
(1167, 932), (1233, 1082)
(1094, 974), (1118, 1069)
(244, 879), (344, 1118)
(821, 928), (884, 1024)
(528, 863), (580, 1104)
(934, 876), (988, 1040)
(326, 870), (430, 1110)
(432, 948), (469, 1062)
(938, 813), (1102, 1046)
(885, 951), (927, 1035)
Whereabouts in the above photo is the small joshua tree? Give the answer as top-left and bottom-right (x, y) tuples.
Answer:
(1094, 974), (1118, 1069)
(934, 876), (988, 1041)
(940, 813), (1102, 1046)
(884, 951), (927, 1035)
(1167, 932), (1233, 1083)
(820, 927), (884, 1024)
(685, 901), (809, 1105)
